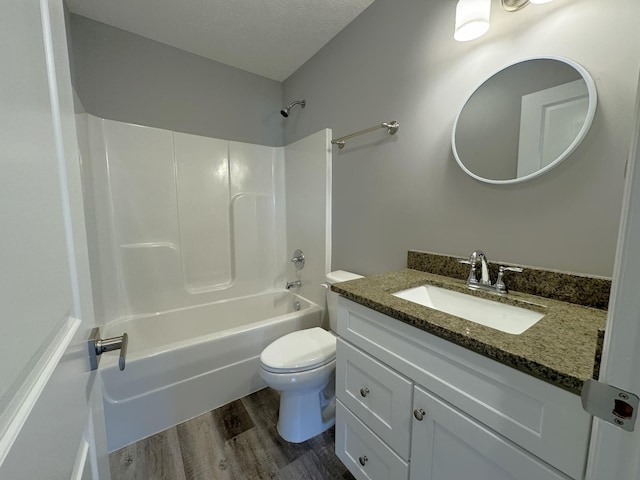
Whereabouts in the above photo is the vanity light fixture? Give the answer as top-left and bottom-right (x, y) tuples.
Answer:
(456, 0), (554, 41)
(454, 0), (491, 42)
(501, 0), (554, 13)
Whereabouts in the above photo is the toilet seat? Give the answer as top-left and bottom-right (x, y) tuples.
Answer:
(260, 327), (336, 374)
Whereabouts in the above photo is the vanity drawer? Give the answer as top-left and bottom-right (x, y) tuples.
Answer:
(337, 297), (591, 480)
(336, 400), (409, 480)
(336, 338), (413, 459)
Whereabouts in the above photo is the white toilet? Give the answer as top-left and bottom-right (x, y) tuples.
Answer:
(259, 270), (363, 443)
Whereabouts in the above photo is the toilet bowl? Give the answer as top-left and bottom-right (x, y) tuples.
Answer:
(259, 270), (362, 443)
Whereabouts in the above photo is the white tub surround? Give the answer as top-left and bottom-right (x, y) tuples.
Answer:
(284, 130), (332, 309)
(83, 116), (331, 321)
(85, 116), (289, 318)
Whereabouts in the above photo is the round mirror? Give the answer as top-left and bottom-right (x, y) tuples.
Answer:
(452, 56), (597, 184)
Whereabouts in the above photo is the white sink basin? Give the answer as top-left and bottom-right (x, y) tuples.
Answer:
(392, 284), (544, 335)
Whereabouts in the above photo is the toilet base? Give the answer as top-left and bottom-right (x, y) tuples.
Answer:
(276, 380), (336, 443)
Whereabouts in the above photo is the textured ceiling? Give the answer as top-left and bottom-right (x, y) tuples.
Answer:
(66, 0), (375, 81)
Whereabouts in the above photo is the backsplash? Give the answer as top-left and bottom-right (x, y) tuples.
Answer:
(407, 250), (612, 310)
(592, 330), (605, 380)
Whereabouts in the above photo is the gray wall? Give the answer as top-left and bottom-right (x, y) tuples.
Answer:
(69, 14), (283, 146)
(284, 0), (640, 277)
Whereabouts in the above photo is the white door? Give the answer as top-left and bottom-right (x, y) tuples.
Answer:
(0, 1), (109, 479)
(517, 79), (589, 178)
(584, 74), (640, 478)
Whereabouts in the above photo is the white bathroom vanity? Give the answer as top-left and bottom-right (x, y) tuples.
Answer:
(335, 296), (593, 480)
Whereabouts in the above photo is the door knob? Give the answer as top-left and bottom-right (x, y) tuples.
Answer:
(414, 408), (426, 421)
(88, 327), (128, 371)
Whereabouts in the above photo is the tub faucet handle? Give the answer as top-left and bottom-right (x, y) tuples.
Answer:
(88, 327), (128, 371)
(290, 249), (305, 270)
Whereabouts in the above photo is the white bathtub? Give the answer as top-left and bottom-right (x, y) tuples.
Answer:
(100, 291), (323, 452)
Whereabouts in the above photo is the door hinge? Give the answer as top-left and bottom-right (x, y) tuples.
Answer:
(581, 379), (639, 432)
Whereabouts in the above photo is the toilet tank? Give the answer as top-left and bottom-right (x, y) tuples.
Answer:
(326, 270), (363, 332)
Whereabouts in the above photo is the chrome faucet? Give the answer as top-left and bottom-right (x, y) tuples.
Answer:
(459, 250), (522, 294)
(459, 250), (490, 286)
(286, 280), (302, 289)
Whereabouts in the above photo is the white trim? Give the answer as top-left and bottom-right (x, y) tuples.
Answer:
(40, 0), (82, 317)
(325, 128), (333, 274)
(584, 69), (640, 480)
(85, 412), (102, 480)
(0, 316), (81, 466)
(71, 437), (90, 480)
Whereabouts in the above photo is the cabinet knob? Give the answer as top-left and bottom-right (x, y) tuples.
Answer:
(360, 387), (370, 398)
(359, 455), (368, 466)
(413, 408), (426, 421)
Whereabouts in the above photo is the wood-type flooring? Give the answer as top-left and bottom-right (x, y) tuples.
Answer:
(109, 387), (356, 480)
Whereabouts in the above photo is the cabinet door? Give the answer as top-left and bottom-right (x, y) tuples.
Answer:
(410, 385), (571, 480)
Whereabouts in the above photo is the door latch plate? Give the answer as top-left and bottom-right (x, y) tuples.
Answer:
(581, 379), (639, 432)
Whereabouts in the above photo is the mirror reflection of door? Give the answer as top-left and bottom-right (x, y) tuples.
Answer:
(517, 79), (589, 178)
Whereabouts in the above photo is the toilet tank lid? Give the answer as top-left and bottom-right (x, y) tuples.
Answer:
(326, 270), (363, 284)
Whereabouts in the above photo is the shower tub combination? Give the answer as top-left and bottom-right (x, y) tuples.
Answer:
(100, 290), (323, 452)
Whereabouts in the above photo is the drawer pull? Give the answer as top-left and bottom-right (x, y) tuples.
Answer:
(414, 408), (426, 421)
(360, 387), (370, 398)
(359, 455), (368, 466)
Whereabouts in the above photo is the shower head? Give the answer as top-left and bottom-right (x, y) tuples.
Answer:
(280, 99), (306, 117)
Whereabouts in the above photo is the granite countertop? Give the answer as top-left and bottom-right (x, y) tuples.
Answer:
(332, 269), (607, 395)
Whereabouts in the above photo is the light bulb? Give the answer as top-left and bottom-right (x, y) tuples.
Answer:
(454, 0), (491, 42)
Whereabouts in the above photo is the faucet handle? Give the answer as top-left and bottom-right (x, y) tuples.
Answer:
(290, 249), (305, 270)
(500, 266), (523, 273)
(495, 265), (523, 293)
(458, 258), (479, 285)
